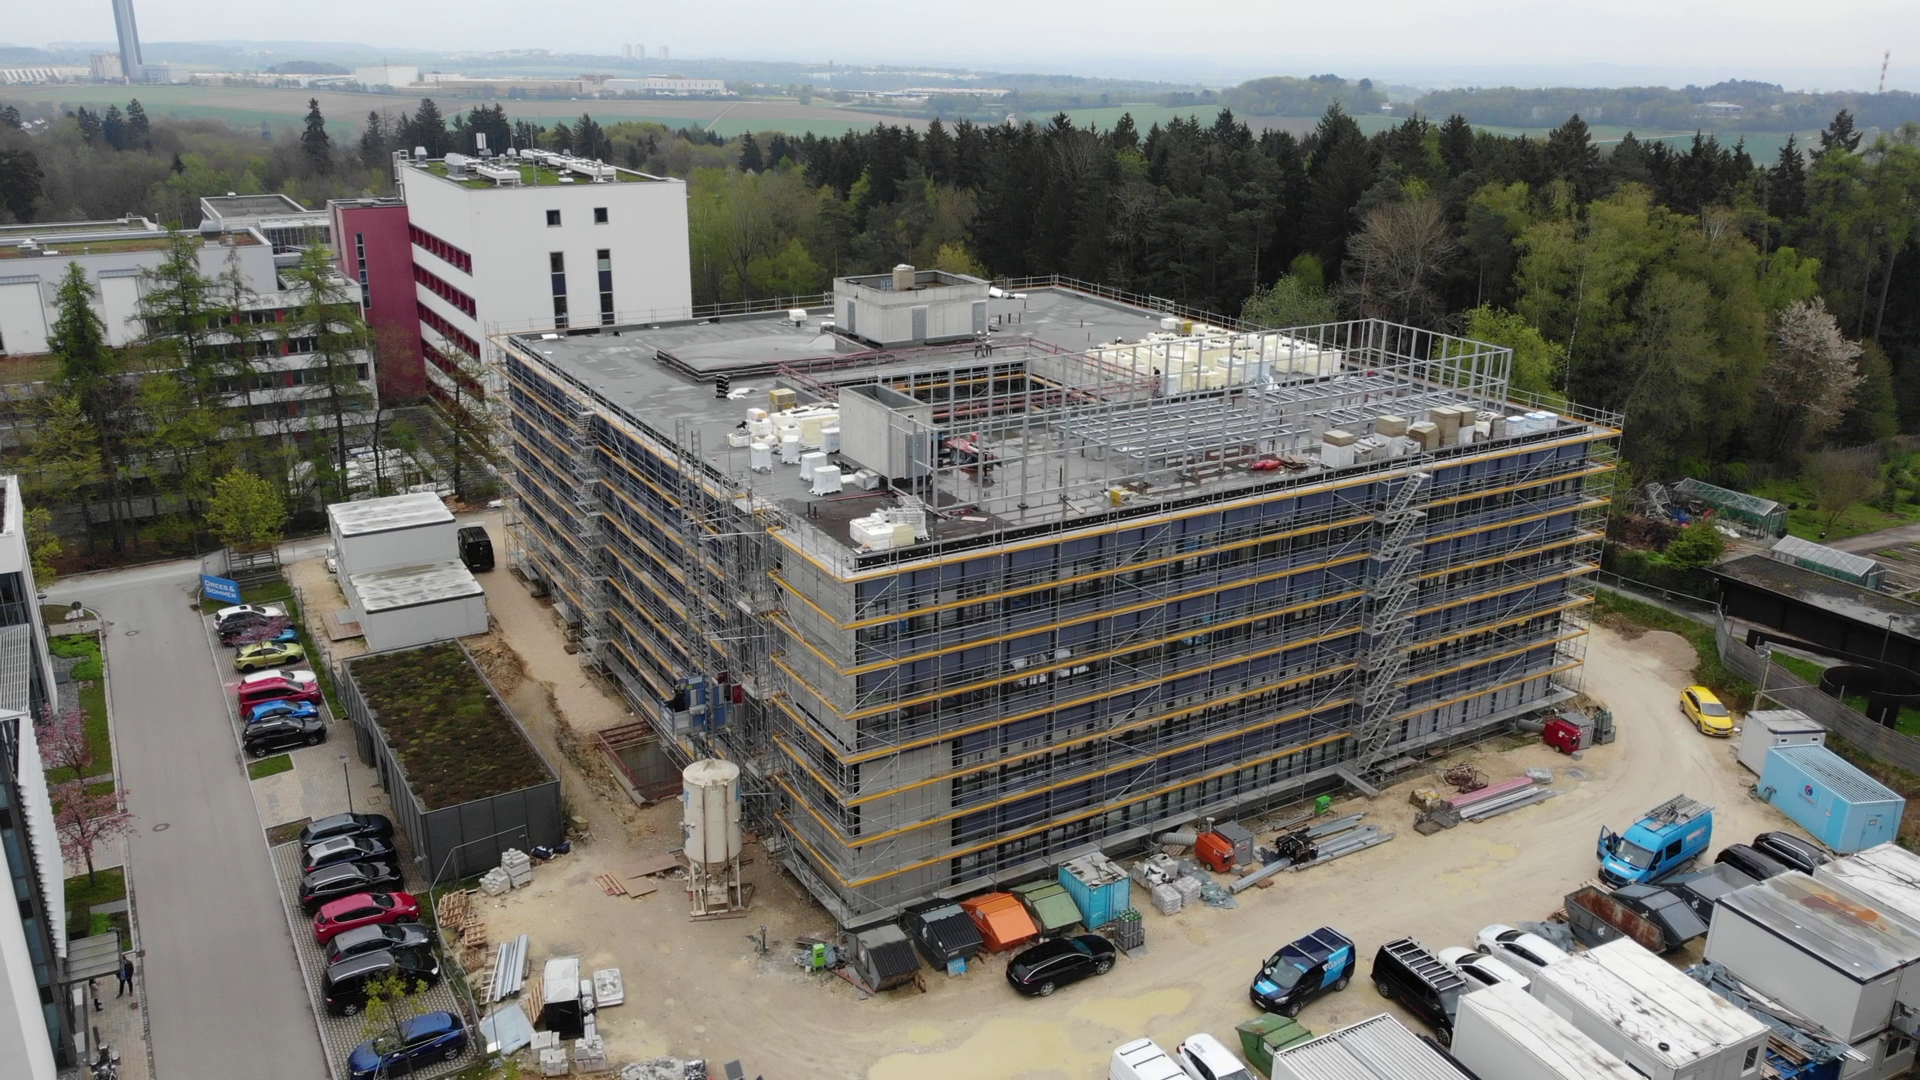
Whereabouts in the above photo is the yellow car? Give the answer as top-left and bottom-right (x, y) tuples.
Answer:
(236, 641), (307, 673)
(1681, 685), (1734, 736)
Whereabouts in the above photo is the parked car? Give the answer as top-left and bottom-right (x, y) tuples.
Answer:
(1716, 842), (1791, 882)
(1371, 937), (1467, 1044)
(301, 862), (404, 914)
(1173, 1032), (1255, 1080)
(1248, 926), (1355, 1017)
(346, 1010), (467, 1079)
(214, 603), (285, 626)
(1474, 925), (1571, 979)
(325, 921), (433, 966)
(1006, 933), (1116, 996)
(313, 891), (419, 944)
(301, 813), (395, 849)
(237, 672), (321, 709)
(236, 641), (306, 672)
(1110, 1038), (1186, 1080)
(303, 836), (397, 875)
(243, 714), (326, 757)
(1752, 831), (1830, 875)
(1680, 685), (1735, 736)
(218, 613), (295, 645)
(458, 525), (494, 572)
(323, 947), (440, 1016)
(1437, 946), (1530, 992)
(248, 699), (320, 726)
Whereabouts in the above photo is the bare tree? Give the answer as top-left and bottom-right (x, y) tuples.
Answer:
(1806, 446), (1883, 536)
(1765, 298), (1866, 461)
(1340, 196), (1459, 328)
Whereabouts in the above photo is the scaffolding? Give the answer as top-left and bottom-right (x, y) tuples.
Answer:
(493, 300), (1622, 926)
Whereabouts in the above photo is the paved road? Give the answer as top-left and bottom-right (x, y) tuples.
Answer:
(1828, 521), (1920, 555)
(54, 563), (329, 1080)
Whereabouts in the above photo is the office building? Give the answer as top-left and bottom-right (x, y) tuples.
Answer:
(394, 149), (691, 409)
(497, 272), (1618, 925)
(198, 194), (332, 255)
(110, 0), (143, 84)
(0, 478), (67, 1077)
(330, 197), (425, 402)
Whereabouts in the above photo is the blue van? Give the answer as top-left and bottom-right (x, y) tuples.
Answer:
(1249, 926), (1355, 1017)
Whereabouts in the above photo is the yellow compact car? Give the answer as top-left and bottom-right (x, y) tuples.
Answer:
(236, 641), (307, 673)
(1681, 685), (1734, 736)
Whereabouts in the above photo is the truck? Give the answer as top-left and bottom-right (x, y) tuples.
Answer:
(1563, 883), (1707, 954)
(1597, 794), (1713, 887)
(1451, 983), (1642, 1080)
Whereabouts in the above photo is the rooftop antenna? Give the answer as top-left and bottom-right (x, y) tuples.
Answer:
(1882, 50), (1892, 94)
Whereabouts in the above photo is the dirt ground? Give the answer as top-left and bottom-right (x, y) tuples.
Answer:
(322, 520), (1804, 1079)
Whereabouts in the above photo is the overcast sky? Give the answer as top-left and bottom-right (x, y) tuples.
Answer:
(13, 0), (1919, 92)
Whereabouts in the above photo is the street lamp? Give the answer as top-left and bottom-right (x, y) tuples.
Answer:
(339, 754), (352, 814)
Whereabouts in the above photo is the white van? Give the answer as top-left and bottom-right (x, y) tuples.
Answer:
(1111, 1038), (1186, 1080)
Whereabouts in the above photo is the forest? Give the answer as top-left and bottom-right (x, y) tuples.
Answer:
(3, 91), (1920, 560)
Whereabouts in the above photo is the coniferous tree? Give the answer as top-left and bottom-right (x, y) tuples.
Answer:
(0, 104), (19, 129)
(283, 247), (374, 499)
(0, 146), (42, 222)
(1437, 114), (1474, 177)
(407, 98), (446, 157)
(101, 105), (127, 151)
(300, 98), (333, 174)
(72, 107), (101, 144)
(1817, 110), (1862, 158)
(125, 99), (149, 147)
(574, 113), (609, 160)
(738, 132), (763, 172)
(1769, 134), (1807, 220)
(47, 263), (130, 552)
(359, 111), (388, 170)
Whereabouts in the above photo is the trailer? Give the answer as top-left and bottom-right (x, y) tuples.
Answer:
(1531, 939), (1769, 1080)
(1563, 884), (1706, 954)
(1451, 984), (1640, 1080)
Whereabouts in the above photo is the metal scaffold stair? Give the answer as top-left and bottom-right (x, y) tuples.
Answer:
(569, 407), (609, 662)
(1354, 468), (1431, 769)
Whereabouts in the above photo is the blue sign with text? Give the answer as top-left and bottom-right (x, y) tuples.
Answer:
(201, 575), (242, 604)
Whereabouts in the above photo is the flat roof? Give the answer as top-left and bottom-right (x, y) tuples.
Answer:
(328, 491), (454, 536)
(0, 217), (159, 241)
(349, 560), (483, 613)
(1461, 985), (1638, 1079)
(200, 193), (312, 219)
(416, 159), (663, 190)
(1818, 845), (1920, 926)
(1268, 1014), (1466, 1080)
(1712, 554), (1920, 639)
(1540, 940), (1766, 1065)
(1720, 872), (1920, 981)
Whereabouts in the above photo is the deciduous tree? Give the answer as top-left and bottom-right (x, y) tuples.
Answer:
(1762, 297), (1864, 460)
(1806, 446), (1882, 534)
(207, 467), (288, 549)
(54, 780), (132, 885)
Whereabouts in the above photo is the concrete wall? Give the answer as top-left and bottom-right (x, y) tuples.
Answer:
(360, 593), (490, 652)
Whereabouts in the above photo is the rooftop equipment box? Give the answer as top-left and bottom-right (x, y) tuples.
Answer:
(1452, 983), (1640, 1080)
(1703, 871), (1920, 1043)
(1738, 709), (1826, 776)
(1530, 938), (1769, 1080)
(1760, 744), (1904, 853)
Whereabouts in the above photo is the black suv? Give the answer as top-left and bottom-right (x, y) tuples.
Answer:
(323, 947), (441, 1015)
(1372, 937), (1467, 1045)
(243, 714), (325, 757)
(1751, 832), (1830, 875)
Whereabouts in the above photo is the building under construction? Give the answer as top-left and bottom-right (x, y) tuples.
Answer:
(496, 271), (1620, 926)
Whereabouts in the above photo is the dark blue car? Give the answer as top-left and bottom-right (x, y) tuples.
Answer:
(346, 1010), (466, 1079)
(1250, 926), (1356, 1017)
(249, 700), (320, 726)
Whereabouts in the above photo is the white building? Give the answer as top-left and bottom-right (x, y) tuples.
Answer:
(199, 193), (332, 255)
(394, 150), (691, 401)
(328, 492), (487, 651)
(603, 76), (731, 97)
(0, 477), (67, 1079)
(354, 64), (419, 88)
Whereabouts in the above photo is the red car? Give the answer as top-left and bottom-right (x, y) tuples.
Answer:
(238, 670), (323, 710)
(313, 891), (419, 944)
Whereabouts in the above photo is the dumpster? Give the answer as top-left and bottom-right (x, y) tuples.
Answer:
(1012, 880), (1083, 936)
(960, 892), (1039, 952)
(1060, 852), (1133, 928)
(1759, 744), (1904, 853)
(1236, 1013), (1314, 1076)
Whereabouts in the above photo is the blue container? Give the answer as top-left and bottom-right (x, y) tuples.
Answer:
(1059, 852), (1133, 929)
(1760, 744), (1905, 853)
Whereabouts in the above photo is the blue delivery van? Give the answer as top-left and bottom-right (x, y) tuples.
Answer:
(1759, 744), (1904, 853)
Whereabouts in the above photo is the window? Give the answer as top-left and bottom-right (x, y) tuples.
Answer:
(546, 209), (562, 227)
(550, 253), (569, 328)
(407, 224), (471, 273)
(597, 249), (614, 326)
(1743, 1047), (1760, 1072)
(593, 207), (608, 224)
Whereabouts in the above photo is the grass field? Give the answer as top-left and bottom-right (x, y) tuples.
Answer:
(0, 83), (923, 138)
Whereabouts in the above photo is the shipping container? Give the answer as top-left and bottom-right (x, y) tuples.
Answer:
(1267, 1014), (1468, 1080)
(1060, 852), (1133, 929)
(1703, 871), (1920, 1043)
(1760, 745), (1905, 853)
(1531, 939), (1769, 1080)
(1452, 984), (1639, 1080)
(1738, 710), (1826, 777)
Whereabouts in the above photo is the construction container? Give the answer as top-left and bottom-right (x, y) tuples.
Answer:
(1059, 853), (1132, 928)
(1759, 744), (1905, 853)
(1011, 880), (1083, 936)
(1451, 983), (1640, 1080)
(1738, 710), (1825, 776)
(1531, 939), (1769, 1080)
(1770, 534), (1887, 591)
(1236, 1013), (1314, 1077)
(960, 892), (1039, 952)
(1267, 1014), (1470, 1080)
(851, 923), (923, 992)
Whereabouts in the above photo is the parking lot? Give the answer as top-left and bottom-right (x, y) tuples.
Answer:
(202, 605), (473, 1080)
(432, 554), (1810, 1080)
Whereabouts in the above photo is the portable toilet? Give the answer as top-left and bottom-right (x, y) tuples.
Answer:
(1760, 744), (1904, 853)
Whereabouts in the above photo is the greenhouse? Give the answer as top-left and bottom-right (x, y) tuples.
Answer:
(1673, 477), (1789, 536)
(1770, 534), (1887, 591)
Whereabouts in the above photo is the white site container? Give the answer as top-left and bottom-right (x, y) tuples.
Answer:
(1530, 939), (1768, 1080)
(328, 491), (456, 578)
(1452, 984), (1640, 1080)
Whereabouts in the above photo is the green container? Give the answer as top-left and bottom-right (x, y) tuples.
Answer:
(1236, 1013), (1313, 1077)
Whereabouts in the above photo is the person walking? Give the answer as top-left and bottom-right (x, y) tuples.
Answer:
(116, 955), (133, 998)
